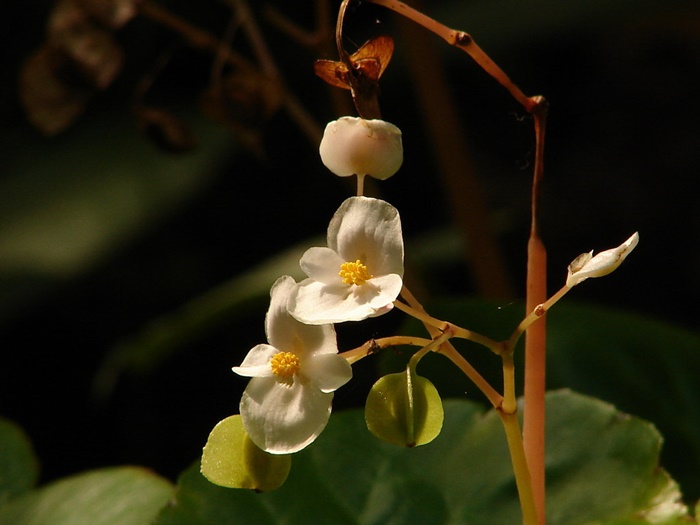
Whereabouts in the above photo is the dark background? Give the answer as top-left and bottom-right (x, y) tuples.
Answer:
(1, 0), (698, 503)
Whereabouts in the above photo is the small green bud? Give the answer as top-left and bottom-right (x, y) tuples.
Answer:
(201, 415), (291, 491)
(365, 367), (443, 447)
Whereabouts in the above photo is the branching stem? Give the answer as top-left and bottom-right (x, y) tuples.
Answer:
(393, 299), (502, 354)
(339, 335), (431, 364)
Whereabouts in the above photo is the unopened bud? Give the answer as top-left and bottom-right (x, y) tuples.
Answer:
(566, 232), (639, 287)
(319, 117), (403, 180)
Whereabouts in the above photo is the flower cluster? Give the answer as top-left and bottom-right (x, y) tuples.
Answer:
(229, 115), (640, 460)
(232, 276), (352, 454)
(233, 117), (406, 454)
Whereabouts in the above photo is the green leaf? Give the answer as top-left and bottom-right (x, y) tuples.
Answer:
(365, 368), (444, 447)
(0, 109), (234, 327)
(0, 417), (38, 506)
(0, 467), (173, 525)
(201, 415), (291, 491)
(158, 391), (687, 524)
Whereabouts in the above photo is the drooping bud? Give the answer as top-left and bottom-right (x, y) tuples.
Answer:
(319, 117), (403, 180)
(566, 232), (639, 287)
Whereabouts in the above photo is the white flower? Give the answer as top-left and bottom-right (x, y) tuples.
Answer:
(319, 117), (403, 180)
(287, 196), (404, 324)
(566, 232), (639, 287)
(232, 276), (352, 454)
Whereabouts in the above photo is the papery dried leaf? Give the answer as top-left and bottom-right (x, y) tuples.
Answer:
(314, 35), (394, 90)
(48, 0), (85, 39)
(19, 46), (91, 135)
(313, 60), (351, 90)
(135, 106), (197, 153)
(77, 0), (140, 28)
(48, 1), (124, 89)
(350, 35), (393, 81)
(202, 68), (284, 128)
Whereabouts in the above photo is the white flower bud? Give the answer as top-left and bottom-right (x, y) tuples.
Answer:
(319, 117), (403, 180)
(566, 232), (639, 287)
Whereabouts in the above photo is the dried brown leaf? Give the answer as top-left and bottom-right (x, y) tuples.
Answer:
(77, 0), (140, 29)
(201, 68), (284, 129)
(19, 46), (91, 135)
(313, 35), (394, 89)
(48, 1), (124, 89)
(135, 106), (197, 153)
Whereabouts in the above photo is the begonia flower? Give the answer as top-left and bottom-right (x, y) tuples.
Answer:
(566, 232), (639, 287)
(319, 117), (403, 180)
(232, 275), (352, 454)
(287, 196), (404, 324)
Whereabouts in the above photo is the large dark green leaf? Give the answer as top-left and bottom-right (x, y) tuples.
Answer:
(0, 417), (38, 506)
(156, 391), (688, 525)
(0, 467), (173, 525)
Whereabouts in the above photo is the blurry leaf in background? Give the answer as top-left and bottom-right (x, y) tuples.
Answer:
(155, 391), (690, 525)
(0, 417), (39, 507)
(0, 467), (173, 525)
(0, 109), (235, 327)
(92, 235), (314, 398)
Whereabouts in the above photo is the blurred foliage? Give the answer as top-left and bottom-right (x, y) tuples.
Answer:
(0, 466), (173, 525)
(383, 297), (700, 503)
(0, 418), (39, 507)
(0, 0), (699, 520)
(157, 391), (690, 525)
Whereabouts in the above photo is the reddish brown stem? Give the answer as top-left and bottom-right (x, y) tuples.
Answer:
(523, 103), (548, 525)
(397, 4), (514, 298)
(367, 0), (541, 112)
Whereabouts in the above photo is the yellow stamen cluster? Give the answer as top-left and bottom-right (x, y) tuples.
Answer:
(270, 351), (301, 378)
(339, 259), (373, 286)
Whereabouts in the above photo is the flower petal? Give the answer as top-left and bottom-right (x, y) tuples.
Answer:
(240, 376), (333, 454)
(299, 246), (345, 285)
(328, 197), (404, 278)
(289, 278), (397, 324)
(232, 344), (277, 378)
(303, 353), (352, 393)
(363, 273), (403, 310)
(264, 275), (338, 358)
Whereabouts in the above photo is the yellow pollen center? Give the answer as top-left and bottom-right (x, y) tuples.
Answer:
(270, 351), (301, 378)
(339, 259), (373, 286)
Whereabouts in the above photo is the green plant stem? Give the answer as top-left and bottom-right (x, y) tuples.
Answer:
(400, 288), (536, 523)
(437, 343), (503, 409)
(499, 350), (539, 525)
(392, 299), (502, 353)
(399, 286), (503, 409)
(340, 335), (432, 364)
(507, 285), (570, 350)
(499, 409), (540, 525)
(408, 330), (453, 371)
